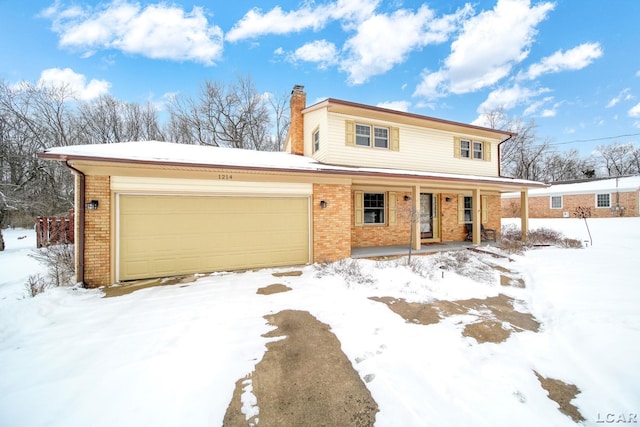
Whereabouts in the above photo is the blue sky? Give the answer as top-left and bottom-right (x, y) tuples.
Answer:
(1, 0), (639, 155)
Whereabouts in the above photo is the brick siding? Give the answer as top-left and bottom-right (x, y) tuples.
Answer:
(502, 191), (639, 218)
(313, 183), (352, 263)
(83, 175), (111, 288)
(351, 191), (413, 248)
(441, 193), (501, 241)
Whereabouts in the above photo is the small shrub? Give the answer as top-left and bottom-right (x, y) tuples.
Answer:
(26, 274), (49, 297)
(560, 238), (583, 249)
(25, 244), (75, 296)
(527, 227), (565, 245)
(315, 258), (374, 287)
(499, 225), (582, 251)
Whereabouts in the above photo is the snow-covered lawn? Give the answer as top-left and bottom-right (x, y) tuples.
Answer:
(0, 218), (638, 426)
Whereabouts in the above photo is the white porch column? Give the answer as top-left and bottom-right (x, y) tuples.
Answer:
(520, 189), (529, 242)
(472, 188), (481, 245)
(412, 185), (420, 251)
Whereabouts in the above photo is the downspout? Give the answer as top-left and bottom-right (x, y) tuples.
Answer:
(497, 134), (514, 178)
(65, 161), (86, 286)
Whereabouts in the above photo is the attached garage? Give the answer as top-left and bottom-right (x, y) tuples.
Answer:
(116, 188), (311, 281)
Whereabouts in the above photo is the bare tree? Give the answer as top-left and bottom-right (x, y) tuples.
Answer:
(166, 74), (274, 150)
(593, 141), (638, 177)
(498, 117), (550, 180)
(481, 108), (599, 182)
(267, 90), (290, 151)
(540, 149), (597, 182)
(77, 96), (164, 144)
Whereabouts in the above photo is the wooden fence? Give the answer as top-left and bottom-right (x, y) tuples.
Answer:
(36, 210), (75, 248)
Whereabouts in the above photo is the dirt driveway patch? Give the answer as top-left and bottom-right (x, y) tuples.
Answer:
(535, 371), (585, 422)
(223, 309), (378, 426)
(256, 284), (292, 295)
(370, 293), (540, 344)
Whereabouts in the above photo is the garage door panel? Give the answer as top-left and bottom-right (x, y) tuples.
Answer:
(119, 195), (309, 281)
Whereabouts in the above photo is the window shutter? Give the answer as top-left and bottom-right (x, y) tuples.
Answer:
(454, 137), (461, 158)
(345, 120), (355, 146)
(354, 190), (364, 226)
(390, 127), (400, 151)
(481, 196), (488, 223)
(457, 195), (465, 224)
(484, 142), (491, 161)
(388, 192), (397, 225)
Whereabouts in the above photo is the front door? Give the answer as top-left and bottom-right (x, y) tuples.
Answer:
(420, 193), (434, 239)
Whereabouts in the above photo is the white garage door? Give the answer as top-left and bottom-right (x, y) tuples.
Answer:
(118, 195), (310, 281)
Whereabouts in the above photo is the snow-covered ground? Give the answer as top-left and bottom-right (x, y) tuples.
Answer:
(0, 218), (638, 426)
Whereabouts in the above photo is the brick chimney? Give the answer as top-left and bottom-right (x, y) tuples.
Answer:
(289, 84), (306, 156)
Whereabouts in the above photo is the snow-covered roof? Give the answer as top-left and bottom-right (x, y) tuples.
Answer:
(40, 140), (544, 189)
(502, 175), (640, 198)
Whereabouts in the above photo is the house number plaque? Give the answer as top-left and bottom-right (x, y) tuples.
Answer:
(218, 174), (233, 180)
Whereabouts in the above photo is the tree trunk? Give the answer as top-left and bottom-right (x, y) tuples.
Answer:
(0, 228), (5, 251)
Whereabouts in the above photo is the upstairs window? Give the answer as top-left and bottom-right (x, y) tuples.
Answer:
(355, 124), (371, 146)
(461, 140), (471, 158)
(374, 127), (389, 148)
(346, 121), (399, 151)
(355, 124), (390, 149)
(454, 137), (491, 161)
(313, 128), (320, 152)
(473, 141), (483, 159)
(596, 193), (611, 208)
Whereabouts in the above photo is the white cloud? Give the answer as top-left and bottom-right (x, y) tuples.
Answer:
(476, 84), (549, 113)
(229, 0), (468, 85)
(226, 0), (379, 42)
(606, 88), (633, 108)
(341, 4), (471, 85)
(414, 0), (554, 99)
(289, 40), (339, 69)
(540, 108), (556, 117)
(376, 101), (411, 112)
(38, 68), (110, 101)
(42, 1), (223, 65)
(629, 102), (640, 117)
(520, 42), (603, 80)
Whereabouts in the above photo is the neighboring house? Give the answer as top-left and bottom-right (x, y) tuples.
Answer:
(39, 85), (545, 288)
(502, 175), (640, 218)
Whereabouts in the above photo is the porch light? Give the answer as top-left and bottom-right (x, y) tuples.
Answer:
(320, 200), (327, 209)
(445, 197), (452, 202)
(86, 200), (99, 210)
(403, 195), (411, 201)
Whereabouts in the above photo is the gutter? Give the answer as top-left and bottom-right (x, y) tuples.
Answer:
(64, 160), (86, 286)
(39, 151), (547, 189)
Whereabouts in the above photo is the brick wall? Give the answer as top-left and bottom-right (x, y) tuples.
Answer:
(351, 191), (412, 248)
(313, 183), (352, 263)
(502, 191), (639, 218)
(84, 175), (111, 288)
(440, 193), (501, 241)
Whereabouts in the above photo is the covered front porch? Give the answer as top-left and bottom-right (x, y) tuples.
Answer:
(351, 242), (478, 259)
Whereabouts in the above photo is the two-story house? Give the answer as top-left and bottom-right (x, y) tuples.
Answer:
(39, 85), (544, 288)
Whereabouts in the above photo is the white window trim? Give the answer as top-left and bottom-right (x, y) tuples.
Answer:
(364, 192), (386, 225)
(355, 123), (390, 150)
(313, 128), (320, 153)
(460, 139), (471, 158)
(595, 193), (611, 208)
(355, 123), (371, 147)
(473, 141), (483, 159)
(550, 195), (563, 209)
